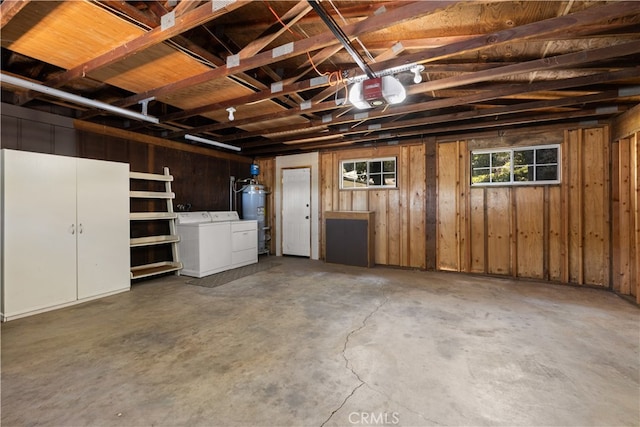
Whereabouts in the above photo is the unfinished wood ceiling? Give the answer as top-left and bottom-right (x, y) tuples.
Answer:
(2, 0), (640, 157)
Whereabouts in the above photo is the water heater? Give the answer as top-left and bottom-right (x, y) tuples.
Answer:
(242, 184), (267, 254)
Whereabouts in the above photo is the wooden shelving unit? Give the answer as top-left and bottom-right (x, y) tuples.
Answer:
(129, 167), (182, 280)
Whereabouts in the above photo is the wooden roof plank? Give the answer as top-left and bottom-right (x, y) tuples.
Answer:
(43, 0), (249, 89)
(105, 1), (459, 109)
(153, 0), (638, 133)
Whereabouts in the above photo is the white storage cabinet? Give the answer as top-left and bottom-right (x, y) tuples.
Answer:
(1, 149), (130, 321)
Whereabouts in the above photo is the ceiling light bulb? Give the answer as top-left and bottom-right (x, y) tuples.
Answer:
(411, 65), (425, 84)
(226, 107), (236, 121)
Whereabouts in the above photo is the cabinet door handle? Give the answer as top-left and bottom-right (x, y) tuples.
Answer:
(78, 223), (83, 234)
(69, 224), (75, 235)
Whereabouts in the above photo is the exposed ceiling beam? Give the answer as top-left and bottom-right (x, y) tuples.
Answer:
(94, 1), (459, 110)
(239, 1), (313, 59)
(174, 66), (640, 141)
(263, 87), (639, 145)
(159, 0), (638, 135)
(0, 0), (30, 28)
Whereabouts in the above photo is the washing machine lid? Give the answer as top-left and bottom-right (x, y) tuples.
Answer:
(209, 211), (240, 222)
(176, 212), (212, 224)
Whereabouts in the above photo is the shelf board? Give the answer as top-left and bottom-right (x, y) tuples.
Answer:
(130, 212), (177, 220)
(131, 261), (182, 279)
(130, 235), (180, 247)
(130, 190), (175, 199)
(129, 171), (173, 182)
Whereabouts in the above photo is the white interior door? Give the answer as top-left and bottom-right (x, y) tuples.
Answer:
(2, 150), (77, 317)
(282, 167), (311, 257)
(76, 158), (130, 299)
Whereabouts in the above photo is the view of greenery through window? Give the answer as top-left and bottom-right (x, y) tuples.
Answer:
(471, 145), (559, 185)
(342, 158), (396, 188)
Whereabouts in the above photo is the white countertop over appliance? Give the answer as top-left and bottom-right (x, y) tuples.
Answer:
(176, 211), (213, 225)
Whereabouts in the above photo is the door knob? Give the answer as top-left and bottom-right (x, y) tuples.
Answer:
(305, 216), (309, 219)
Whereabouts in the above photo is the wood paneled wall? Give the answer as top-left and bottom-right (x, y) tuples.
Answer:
(319, 144), (427, 268)
(437, 127), (612, 287)
(1, 104), (253, 269)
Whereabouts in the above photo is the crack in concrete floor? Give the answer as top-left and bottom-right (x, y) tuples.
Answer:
(320, 290), (389, 427)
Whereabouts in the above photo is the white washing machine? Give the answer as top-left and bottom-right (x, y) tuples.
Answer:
(177, 212), (231, 278)
(176, 211), (257, 278)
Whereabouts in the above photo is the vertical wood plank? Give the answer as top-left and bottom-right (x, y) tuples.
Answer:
(425, 138), (438, 270)
(567, 129), (583, 284)
(611, 141), (621, 292)
(582, 128), (607, 286)
(370, 190), (388, 265)
(515, 187), (544, 279)
(548, 186), (563, 281)
(469, 187), (486, 273)
(387, 189), (401, 266)
(486, 188), (511, 275)
(618, 138), (631, 294)
(459, 141), (470, 272)
(339, 190), (353, 211)
(409, 144), (427, 269)
(320, 153), (334, 214)
(510, 184), (518, 278)
(561, 133), (570, 283)
(400, 145), (411, 267)
(352, 190), (369, 211)
(437, 142), (459, 271)
(633, 133), (640, 302)
(604, 125), (612, 288)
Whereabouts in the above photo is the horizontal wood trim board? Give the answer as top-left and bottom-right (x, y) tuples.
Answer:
(73, 120), (251, 163)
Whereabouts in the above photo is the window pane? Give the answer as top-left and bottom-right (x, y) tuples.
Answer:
(472, 167), (490, 183)
(514, 150), (533, 166)
(370, 174), (382, 186)
(355, 162), (367, 184)
(514, 165), (533, 181)
(343, 162), (354, 173)
(491, 151), (510, 167)
(472, 153), (490, 168)
(536, 148), (558, 164)
(342, 179), (356, 188)
(383, 174), (396, 186)
(492, 166), (510, 182)
(383, 160), (395, 172)
(536, 165), (558, 181)
(369, 161), (382, 174)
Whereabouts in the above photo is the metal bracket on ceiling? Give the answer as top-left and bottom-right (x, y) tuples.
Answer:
(307, 0), (377, 79)
(138, 97), (155, 117)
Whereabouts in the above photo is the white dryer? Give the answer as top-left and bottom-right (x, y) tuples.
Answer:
(177, 212), (231, 278)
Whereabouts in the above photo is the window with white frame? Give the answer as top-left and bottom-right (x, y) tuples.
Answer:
(341, 157), (397, 189)
(471, 145), (560, 186)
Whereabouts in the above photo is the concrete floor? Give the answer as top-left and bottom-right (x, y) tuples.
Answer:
(2, 257), (638, 426)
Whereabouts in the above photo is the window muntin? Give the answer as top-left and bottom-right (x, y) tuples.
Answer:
(471, 145), (560, 186)
(341, 157), (397, 189)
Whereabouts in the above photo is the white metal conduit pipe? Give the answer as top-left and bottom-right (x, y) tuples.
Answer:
(184, 134), (242, 152)
(0, 73), (160, 124)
